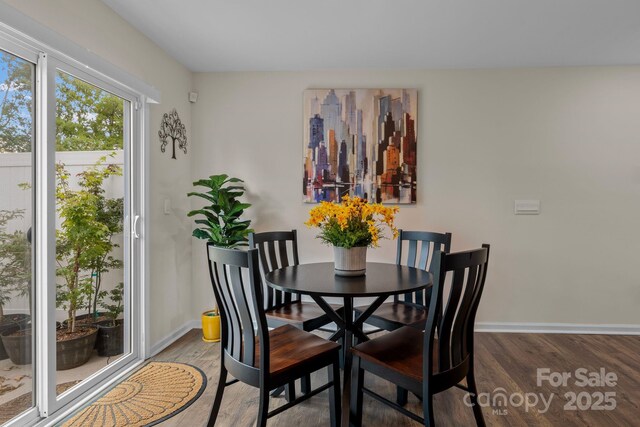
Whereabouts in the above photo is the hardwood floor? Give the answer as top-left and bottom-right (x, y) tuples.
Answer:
(152, 330), (640, 426)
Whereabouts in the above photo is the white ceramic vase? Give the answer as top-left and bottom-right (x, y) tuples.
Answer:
(333, 246), (367, 277)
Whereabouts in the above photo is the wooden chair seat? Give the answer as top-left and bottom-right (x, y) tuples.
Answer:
(266, 301), (341, 325)
(256, 325), (341, 379)
(355, 301), (428, 330)
(352, 326), (437, 384)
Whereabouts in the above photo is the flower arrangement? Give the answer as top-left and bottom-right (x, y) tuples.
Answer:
(305, 196), (399, 248)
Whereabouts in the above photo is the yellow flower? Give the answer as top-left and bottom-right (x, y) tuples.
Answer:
(306, 197), (400, 248)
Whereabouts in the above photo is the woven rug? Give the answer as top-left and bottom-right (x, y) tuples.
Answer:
(61, 362), (206, 427)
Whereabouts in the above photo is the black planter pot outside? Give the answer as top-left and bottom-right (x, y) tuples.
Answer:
(96, 320), (124, 357)
(0, 314), (31, 361)
(1, 329), (32, 365)
(56, 327), (98, 371)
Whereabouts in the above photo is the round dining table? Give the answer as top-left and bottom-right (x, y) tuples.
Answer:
(265, 262), (432, 349)
(264, 262), (433, 426)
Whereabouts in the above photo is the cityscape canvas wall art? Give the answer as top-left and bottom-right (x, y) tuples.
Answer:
(303, 89), (418, 204)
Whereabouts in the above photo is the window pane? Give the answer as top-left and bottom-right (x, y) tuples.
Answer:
(55, 71), (127, 395)
(0, 49), (35, 424)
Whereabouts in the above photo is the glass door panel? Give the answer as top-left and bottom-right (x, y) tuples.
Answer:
(0, 49), (35, 423)
(54, 70), (130, 396)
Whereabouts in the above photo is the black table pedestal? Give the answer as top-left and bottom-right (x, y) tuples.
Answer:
(264, 263), (432, 427)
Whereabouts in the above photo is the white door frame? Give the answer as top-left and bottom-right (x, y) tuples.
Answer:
(43, 57), (143, 414)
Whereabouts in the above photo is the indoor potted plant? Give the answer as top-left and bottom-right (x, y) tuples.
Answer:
(95, 282), (124, 356)
(187, 174), (253, 341)
(305, 195), (399, 276)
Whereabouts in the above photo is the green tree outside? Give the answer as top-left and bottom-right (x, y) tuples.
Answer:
(56, 72), (124, 151)
(1, 52), (124, 153)
(0, 52), (33, 153)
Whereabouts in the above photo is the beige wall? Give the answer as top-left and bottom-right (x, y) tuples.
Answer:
(4, 0), (639, 336)
(191, 68), (640, 326)
(4, 0), (195, 347)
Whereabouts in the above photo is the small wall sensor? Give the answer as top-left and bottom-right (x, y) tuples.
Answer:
(188, 92), (198, 103)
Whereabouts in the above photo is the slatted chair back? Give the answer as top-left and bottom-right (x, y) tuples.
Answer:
(394, 230), (452, 306)
(249, 230), (302, 310)
(207, 244), (269, 384)
(424, 245), (490, 389)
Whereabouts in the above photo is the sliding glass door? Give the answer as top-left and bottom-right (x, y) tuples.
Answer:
(0, 34), (144, 426)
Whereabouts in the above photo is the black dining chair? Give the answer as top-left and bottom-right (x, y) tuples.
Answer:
(354, 230), (451, 406)
(249, 230), (342, 395)
(346, 245), (490, 427)
(354, 230), (452, 332)
(206, 245), (341, 427)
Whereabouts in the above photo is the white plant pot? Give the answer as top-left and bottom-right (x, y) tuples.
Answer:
(333, 246), (367, 277)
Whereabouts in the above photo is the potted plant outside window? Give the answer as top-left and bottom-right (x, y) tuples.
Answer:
(0, 210), (32, 363)
(95, 282), (124, 356)
(60, 165), (123, 337)
(54, 158), (122, 370)
(187, 174), (253, 342)
(2, 157), (122, 367)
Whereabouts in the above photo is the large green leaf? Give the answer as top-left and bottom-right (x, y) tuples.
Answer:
(187, 173), (252, 247)
(226, 202), (251, 216)
(192, 229), (212, 241)
(187, 192), (217, 204)
(186, 209), (219, 223)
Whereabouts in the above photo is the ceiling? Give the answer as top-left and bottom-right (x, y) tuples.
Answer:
(101, 0), (640, 72)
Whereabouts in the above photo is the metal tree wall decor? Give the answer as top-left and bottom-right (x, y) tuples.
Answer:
(159, 108), (187, 159)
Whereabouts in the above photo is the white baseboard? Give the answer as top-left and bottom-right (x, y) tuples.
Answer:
(475, 322), (640, 335)
(148, 321), (640, 356)
(149, 319), (200, 357)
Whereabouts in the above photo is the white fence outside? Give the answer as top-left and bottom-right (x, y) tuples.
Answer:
(0, 150), (124, 321)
